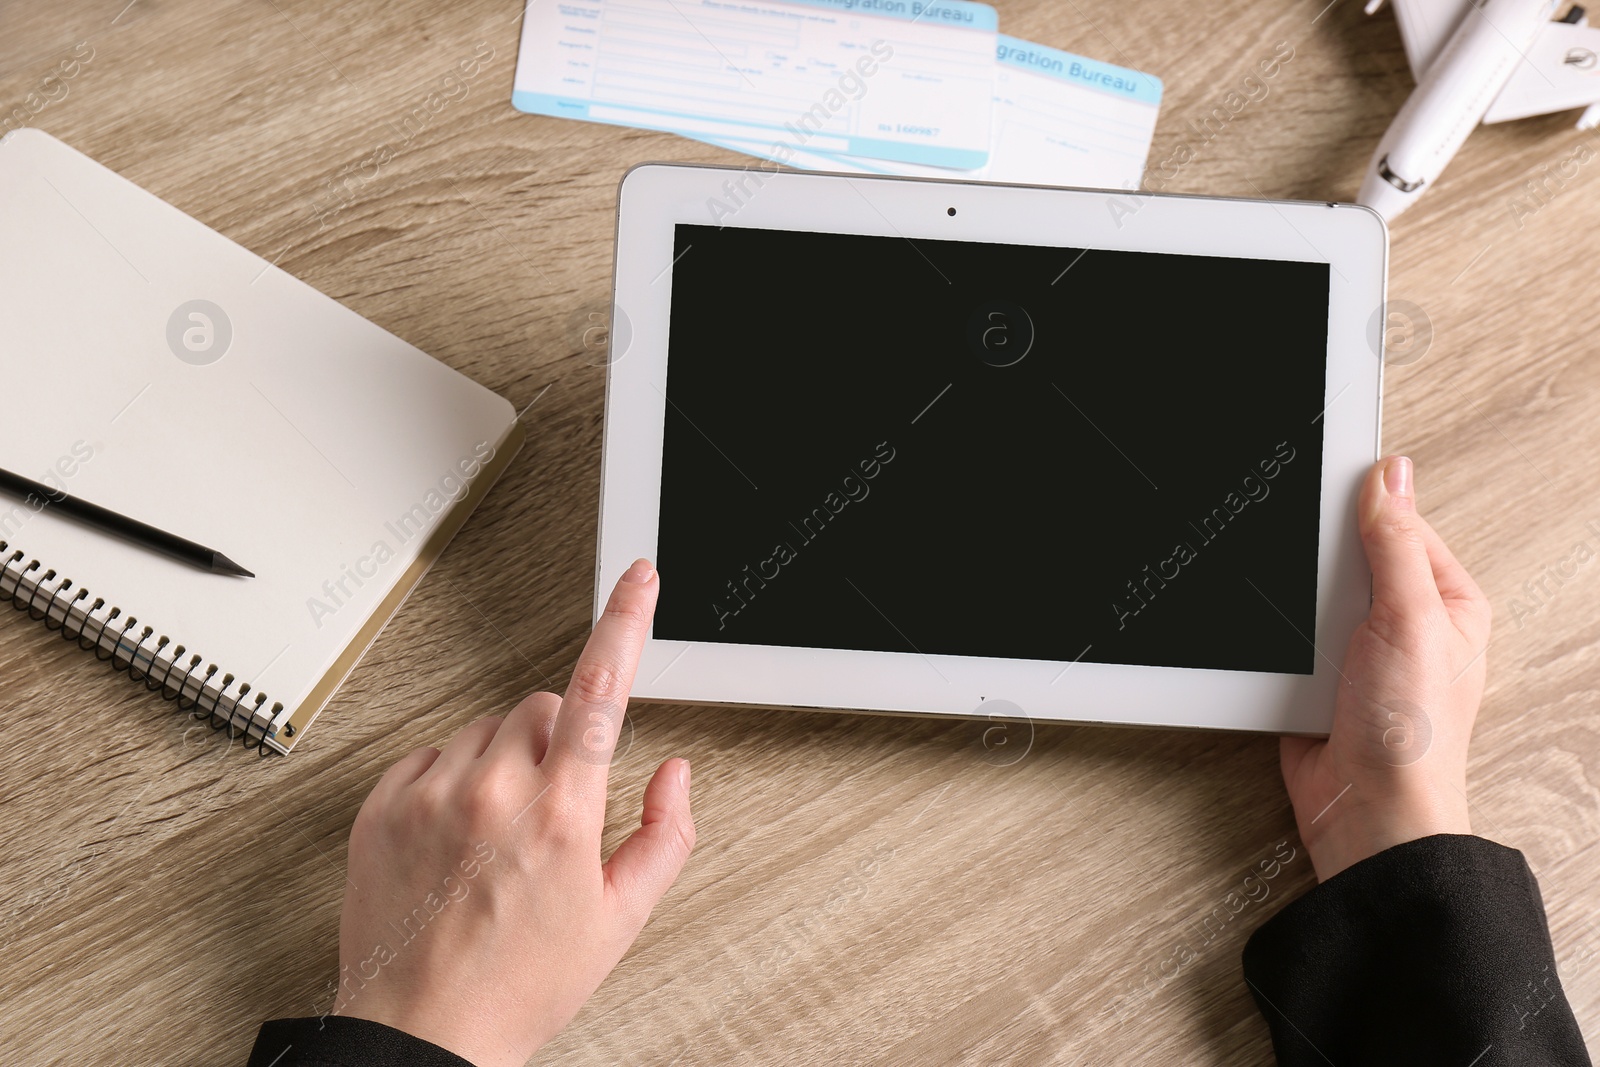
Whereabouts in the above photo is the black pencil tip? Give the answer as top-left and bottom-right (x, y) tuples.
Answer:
(214, 553), (255, 578)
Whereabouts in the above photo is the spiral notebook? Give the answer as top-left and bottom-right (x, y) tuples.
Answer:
(0, 129), (524, 754)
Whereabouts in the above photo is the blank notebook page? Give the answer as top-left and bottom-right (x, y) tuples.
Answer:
(0, 129), (517, 749)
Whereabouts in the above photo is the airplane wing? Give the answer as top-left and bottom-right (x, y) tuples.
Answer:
(1484, 19), (1600, 120)
(1368, 0), (1474, 79)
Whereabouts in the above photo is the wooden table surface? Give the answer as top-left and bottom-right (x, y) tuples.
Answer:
(4, 1), (1599, 1063)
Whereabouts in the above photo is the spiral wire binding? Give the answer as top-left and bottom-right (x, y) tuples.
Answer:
(1, 541), (284, 756)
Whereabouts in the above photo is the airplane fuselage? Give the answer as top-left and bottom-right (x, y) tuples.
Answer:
(1359, 0), (1561, 219)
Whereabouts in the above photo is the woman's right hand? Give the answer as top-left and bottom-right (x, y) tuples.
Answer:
(1278, 456), (1493, 882)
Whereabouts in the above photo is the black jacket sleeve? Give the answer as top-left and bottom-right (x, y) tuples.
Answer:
(1243, 833), (1591, 1066)
(248, 1016), (477, 1067)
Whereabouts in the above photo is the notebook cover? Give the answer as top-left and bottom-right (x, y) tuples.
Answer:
(0, 128), (523, 753)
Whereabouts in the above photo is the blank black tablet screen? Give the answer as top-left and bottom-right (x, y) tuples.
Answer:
(652, 223), (1330, 675)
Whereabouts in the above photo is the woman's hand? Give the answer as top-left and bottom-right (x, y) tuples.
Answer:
(1280, 457), (1492, 882)
(333, 558), (694, 1066)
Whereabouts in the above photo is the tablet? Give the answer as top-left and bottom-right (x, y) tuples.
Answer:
(599, 164), (1386, 735)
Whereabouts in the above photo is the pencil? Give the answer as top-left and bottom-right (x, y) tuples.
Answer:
(0, 467), (254, 578)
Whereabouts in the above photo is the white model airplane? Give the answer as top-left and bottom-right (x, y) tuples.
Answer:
(1358, 0), (1600, 219)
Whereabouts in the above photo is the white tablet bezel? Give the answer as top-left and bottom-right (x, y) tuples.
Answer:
(600, 163), (1386, 735)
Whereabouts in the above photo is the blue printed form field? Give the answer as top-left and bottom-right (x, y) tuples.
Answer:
(694, 34), (1162, 188)
(512, 0), (1000, 169)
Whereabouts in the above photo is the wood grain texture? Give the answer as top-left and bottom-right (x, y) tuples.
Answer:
(2, 1), (1598, 1063)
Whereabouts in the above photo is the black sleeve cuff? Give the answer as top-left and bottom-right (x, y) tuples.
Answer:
(1242, 833), (1591, 1066)
(249, 1016), (479, 1067)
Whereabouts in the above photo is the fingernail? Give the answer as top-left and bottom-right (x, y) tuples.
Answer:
(678, 759), (691, 791)
(1384, 456), (1413, 503)
(622, 558), (655, 584)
